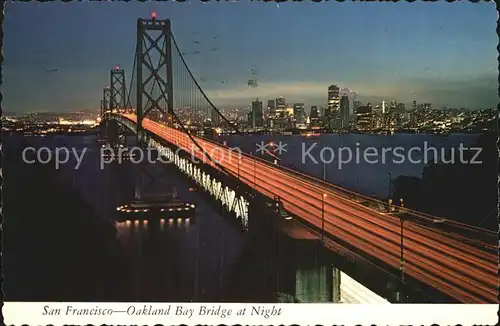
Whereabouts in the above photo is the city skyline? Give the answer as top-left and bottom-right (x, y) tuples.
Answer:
(3, 2), (498, 113)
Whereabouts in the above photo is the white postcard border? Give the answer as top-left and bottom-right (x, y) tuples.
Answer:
(3, 302), (499, 325)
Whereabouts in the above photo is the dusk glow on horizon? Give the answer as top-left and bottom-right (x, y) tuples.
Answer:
(3, 1), (497, 113)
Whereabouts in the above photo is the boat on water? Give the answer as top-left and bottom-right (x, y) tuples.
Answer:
(115, 191), (196, 223)
(303, 131), (321, 137)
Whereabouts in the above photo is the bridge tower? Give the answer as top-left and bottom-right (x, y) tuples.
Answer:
(100, 100), (105, 118)
(135, 13), (174, 144)
(110, 67), (126, 113)
(99, 86), (111, 141)
(101, 86), (111, 118)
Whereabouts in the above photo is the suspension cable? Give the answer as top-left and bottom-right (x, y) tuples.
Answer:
(170, 34), (240, 134)
(142, 37), (237, 178)
(126, 51), (137, 110)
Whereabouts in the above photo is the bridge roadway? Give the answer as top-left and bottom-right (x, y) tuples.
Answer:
(120, 114), (497, 303)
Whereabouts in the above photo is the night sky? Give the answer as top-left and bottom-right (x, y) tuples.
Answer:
(3, 1), (498, 113)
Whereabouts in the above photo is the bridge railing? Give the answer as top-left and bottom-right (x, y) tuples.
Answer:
(112, 113), (498, 303)
(113, 113), (496, 248)
(195, 131), (496, 246)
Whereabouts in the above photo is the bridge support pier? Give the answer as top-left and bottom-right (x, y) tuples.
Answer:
(105, 119), (129, 148)
(98, 121), (107, 141)
(292, 239), (337, 302)
(332, 265), (341, 302)
(106, 119), (120, 146)
(246, 198), (341, 303)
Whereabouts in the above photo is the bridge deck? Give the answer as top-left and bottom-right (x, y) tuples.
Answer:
(117, 114), (498, 304)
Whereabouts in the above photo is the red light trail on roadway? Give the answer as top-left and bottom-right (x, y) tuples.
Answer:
(122, 114), (497, 304)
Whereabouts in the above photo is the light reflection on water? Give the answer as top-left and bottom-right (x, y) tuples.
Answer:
(115, 218), (191, 233)
(116, 213), (211, 301)
(14, 133), (484, 301)
(21, 134), (246, 301)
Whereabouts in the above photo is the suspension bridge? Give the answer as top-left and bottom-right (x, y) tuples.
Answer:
(99, 14), (497, 304)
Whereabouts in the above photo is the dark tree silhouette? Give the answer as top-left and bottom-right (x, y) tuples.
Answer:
(392, 132), (497, 231)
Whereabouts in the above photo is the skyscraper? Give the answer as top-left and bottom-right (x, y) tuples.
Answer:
(293, 103), (306, 125)
(355, 106), (372, 131)
(276, 97), (286, 111)
(390, 101), (397, 111)
(323, 107), (331, 126)
(327, 85), (340, 129)
(274, 97), (287, 129)
(372, 103), (384, 129)
(328, 85), (340, 111)
(266, 99), (275, 128)
(250, 98), (263, 128)
(310, 106), (320, 126)
(353, 101), (362, 113)
(381, 100), (387, 114)
(247, 111), (253, 127)
(339, 95), (350, 128)
(267, 99), (275, 111)
(395, 103), (406, 127)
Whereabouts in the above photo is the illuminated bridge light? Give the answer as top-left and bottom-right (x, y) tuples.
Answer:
(134, 220), (139, 226)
